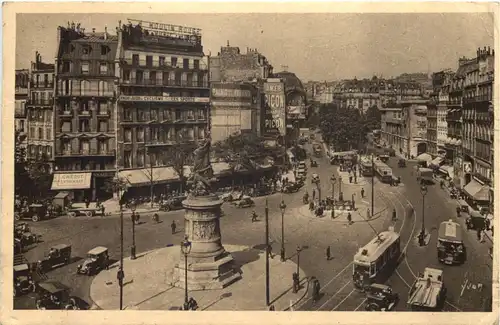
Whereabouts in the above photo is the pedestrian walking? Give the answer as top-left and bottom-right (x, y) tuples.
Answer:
(326, 246), (331, 260)
(476, 228), (482, 241)
(349, 175), (353, 183)
(367, 208), (371, 219)
(309, 201), (314, 211)
(392, 208), (397, 222)
(312, 188), (316, 201)
(85, 198), (90, 209)
(100, 205), (105, 217)
(171, 220), (177, 234)
(347, 212), (352, 225)
(361, 188), (365, 198)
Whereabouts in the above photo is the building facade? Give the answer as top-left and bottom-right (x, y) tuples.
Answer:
(210, 82), (256, 143)
(53, 23), (119, 201)
(15, 69), (30, 148)
(209, 43), (273, 83)
(116, 20), (210, 193)
(273, 71), (308, 129)
(333, 78), (380, 113)
(26, 52), (55, 163)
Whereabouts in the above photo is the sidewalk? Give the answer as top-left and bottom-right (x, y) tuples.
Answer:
(294, 203), (388, 224)
(335, 166), (367, 186)
(90, 244), (307, 311)
(99, 198), (160, 215)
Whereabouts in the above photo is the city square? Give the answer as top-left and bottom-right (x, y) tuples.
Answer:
(7, 10), (496, 317)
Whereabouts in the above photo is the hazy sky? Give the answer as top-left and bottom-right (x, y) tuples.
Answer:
(16, 13), (494, 81)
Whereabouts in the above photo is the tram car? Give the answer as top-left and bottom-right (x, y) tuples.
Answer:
(353, 227), (401, 291)
(373, 160), (393, 184)
(437, 219), (466, 265)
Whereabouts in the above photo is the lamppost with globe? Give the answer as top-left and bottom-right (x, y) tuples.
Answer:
(181, 235), (192, 310)
(296, 245), (303, 277)
(280, 200), (287, 261)
(418, 184), (428, 246)
(330, 176), (336, 218)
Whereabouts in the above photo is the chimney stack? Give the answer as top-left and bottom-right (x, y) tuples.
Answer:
(104, 26), (108, 40)
(92, 28), (96, 34)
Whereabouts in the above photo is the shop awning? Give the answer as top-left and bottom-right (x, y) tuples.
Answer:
(51, 173), (92, 191)
(430, 157), (444, 167)
(416, 153), (432, 162)
(119, 167), (190, 187)
(438, 165), (454, 179)
(463, 179), (490, 201)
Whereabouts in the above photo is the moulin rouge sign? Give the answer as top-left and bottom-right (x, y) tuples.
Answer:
(128, 19), (201, 37)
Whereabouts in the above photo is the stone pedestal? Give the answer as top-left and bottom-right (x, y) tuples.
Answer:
(174, 194), (241, 291)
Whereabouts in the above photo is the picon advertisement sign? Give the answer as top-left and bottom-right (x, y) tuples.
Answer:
(263, 80), (286, 137)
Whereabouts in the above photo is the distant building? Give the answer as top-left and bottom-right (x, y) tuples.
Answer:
(15, 69), (29, 149)
(26, 52), (55, 164)
(333, 77), (380, 113)
(273, 71), (308, 127)
(53, 23), (119, 201)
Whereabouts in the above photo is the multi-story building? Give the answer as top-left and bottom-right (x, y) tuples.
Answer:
(116, 20), (210, 195)
(53, 23), (118, 202)
(26, 52), (55, 163)
(380, 99), (428, 159)
(210, 82), (256, 143)
(273, 71), (308, 129)
(462, 47), (494, 204)
(15, 69), (29, 148)
(333, 78), (380, 113)
(209, 43), (273, 83)
(427, 71), (449, 157)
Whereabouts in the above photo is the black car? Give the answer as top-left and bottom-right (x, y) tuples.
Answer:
(159, 195), (187, 212)
(364, 283), (399, 311)
(77, 246), (110, 276)
(37, 244), (72, 272)
(283, 182), (301, 193)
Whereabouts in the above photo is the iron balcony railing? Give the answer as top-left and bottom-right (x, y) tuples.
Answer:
(121, 78), (208, 88)
(123, 58), (208, 71)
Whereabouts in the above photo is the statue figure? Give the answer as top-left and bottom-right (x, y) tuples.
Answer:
(189, 131), (215, 196)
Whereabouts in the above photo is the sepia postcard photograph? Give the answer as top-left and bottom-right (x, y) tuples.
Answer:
(1, 2), (499, 325)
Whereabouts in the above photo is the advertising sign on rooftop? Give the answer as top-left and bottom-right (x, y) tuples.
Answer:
(263, 80), (286, 137)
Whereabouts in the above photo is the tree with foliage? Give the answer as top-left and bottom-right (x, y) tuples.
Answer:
(362, 105), (382, 134)
(318, 104), (364, 151)
(166, 144), (196, 194)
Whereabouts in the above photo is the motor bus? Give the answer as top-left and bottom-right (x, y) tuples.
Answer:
(437, 219), (466, 265)
(373, 160), (393, 183)
(360, 159), (374, 176)
(353, 227), (401, 291)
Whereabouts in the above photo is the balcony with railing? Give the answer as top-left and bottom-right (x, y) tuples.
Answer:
(57, 88), (115, 97)
(122, 58), (208, 71)
(121, 78), (209, 88)
(55, 148), (116, 157)
(31, 81), (54, 89)
(78, 110), (92, 117)
(27, 99), (53, 106)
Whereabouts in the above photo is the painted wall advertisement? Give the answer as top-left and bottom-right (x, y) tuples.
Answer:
(263, 81), (286, 137)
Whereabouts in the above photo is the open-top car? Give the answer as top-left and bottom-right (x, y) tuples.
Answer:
(159, 195), (187, 212)
(14, 224), (40, 247)
(282, 182), (301, 194)
(364, 283), (399, 311)
(310, 160), (318, 167)
(231, 196), (255, 208)
(37, 244), (71, 273)
(14, 264), (36, 297)
(219, 190), (243, 202)
(77, 246), (110, 276)
(35, 280), (80, 310)
(15, 204), (49, 222)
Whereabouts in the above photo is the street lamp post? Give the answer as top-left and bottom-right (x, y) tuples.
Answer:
(339, 176), (342, 195)
(116, 184), (125, 310)
(296, 245), (302, 277)
(316, 179), (322, 202)
(130, 202), (137, 260)
(330, 176), (336, 218)
(419, 184), (428, 246)
(181, 235), (192, 310)
(265, 199), (270, 307)
(280, 200), (287, 262)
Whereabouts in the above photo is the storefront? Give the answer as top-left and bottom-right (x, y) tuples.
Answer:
(51, 172), (93, 202)
(463, 177), (491, 203)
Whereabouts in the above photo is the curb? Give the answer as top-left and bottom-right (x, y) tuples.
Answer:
(283, 277), (310, 311)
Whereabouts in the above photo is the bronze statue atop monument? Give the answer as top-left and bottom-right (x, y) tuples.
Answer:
(188, 131), (216, 197)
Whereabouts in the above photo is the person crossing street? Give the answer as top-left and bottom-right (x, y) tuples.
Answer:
(171, 220), (177, 234)
(361, 188), (365, 198)
(326, 246), (331, 260)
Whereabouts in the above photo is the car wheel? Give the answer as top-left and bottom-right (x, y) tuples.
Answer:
(85, 211), (93, 217)
(14, 287), (18, 297)
(15, 213), (21, 221)
(32, 215), (40, 222)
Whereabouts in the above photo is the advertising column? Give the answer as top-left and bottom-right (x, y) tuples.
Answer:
(262, 79), (286, 141)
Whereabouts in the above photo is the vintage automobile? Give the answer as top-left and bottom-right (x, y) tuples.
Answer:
(77, 246), (110, 276)
(35, 280), (80, 310)
(14, 238), (23, 254)
(311, 173), (320, 184)
(14, 204), (49, 222)
(14, 223), (40, 246)
(159, 195), (187, 212)
(364, 283), (399, 311)
(379, 155), (390, 163)
(398, 159), (406, 168)
(253, 185), (273, 197)
(310, 160), (318, 167)
(231, 196), (255, 208)
(37, 244), (72, 272)
(14, 264), (36, 297)
(219, 191), (244, 202)
(282, 182), (301, 194)
(466, 210), (488, 231)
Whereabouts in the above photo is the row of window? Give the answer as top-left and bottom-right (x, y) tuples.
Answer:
(123, 126), (205, 143)
(122, 147), (192, 169)
(55, 161), (115, 172)
(60, 61), (114, 76)
(28, 109), (52, 122)
(475, 141), (492, 163)
(123, 107), (206, 122)
(31, 73), (55, 88)
(29, 127), (52, 140)
(60, 99), (111, 114)
(57, 79), (114, 96)
(125, 53), (205, 70)
(59, 138), (110, 154)
(27, 144), (52, 159)
(59, 120), (110, 133)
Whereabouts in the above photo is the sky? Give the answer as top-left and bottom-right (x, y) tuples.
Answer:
(16, 13), (494, 81)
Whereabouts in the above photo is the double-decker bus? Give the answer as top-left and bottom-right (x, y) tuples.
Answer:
(373, 160), (393, 183)
(437, 219), (466, 265)
(353, 227), (401, 291)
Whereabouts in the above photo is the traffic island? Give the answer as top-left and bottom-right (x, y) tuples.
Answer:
(90, 244), (307, 310)
(413, 230), (431, 247)
(295, 204), (388, 224)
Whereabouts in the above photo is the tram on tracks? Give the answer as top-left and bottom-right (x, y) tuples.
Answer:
(360, 159), (374, 177)
(352, 227), (401, 291)
(437, 219), (466, 265)
(373, 160), (393, 183)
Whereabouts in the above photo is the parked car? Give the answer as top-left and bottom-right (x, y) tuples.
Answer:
(14, 204), (49, 222)
(311, 173), (320, 184)
(35, 280), (80, 310)
(14, 223), (40, 247)
(14, 238), (23, 254)
(232, 196), (255, 208)
(37, 244), (72, 272)
(159, 195), (187, 212)
(14, 264), (36, 297)
(77, 246), (110, 276)
(310, 160), (318, 167)
(282, 182), (301, 193)
(364, 283), (399, 311)
(219, 191), (243, 202)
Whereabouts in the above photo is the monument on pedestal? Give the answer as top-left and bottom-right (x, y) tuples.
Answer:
(175, 132), (241, 290)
